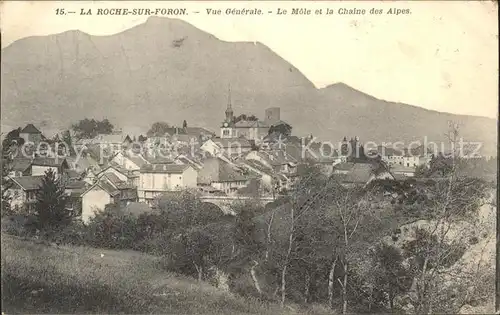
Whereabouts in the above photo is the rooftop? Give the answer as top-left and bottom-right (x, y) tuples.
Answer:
(234, 120), (270, 128)
(198, 158), (251, 184)
(65, 180), (88, 190)
(210, 137), (253, 148)
(10, 175), (44, 191)
(123, 153), (150, 168)
(257, 150), (298, 166)
(141, 163), (191, 174)
(91, 133), (132, 144)
(31, 157), (68, 167)
(240, 159), (274, 175)
(20, 124), (42, 134)
(164, 127), (215, 137)
(10, 158), (32, 172)
(98, 178), (121, 196)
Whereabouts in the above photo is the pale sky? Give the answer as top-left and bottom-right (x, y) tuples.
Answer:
(1, 1), (498, 118)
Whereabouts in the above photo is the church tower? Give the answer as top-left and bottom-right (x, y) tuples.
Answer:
(225, 84), (234, 123)
(221, 84), (236, 138)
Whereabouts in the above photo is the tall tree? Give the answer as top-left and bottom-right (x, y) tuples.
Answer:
(71, 118), (114, 139)
(268, 122), (292, 138)
(61, 130), (76, 156)
(369, 243), (414, 310)
(234, 114), (259, 123)
(1, 145), (13, 217)
(35, 169), (70, 233)
(97, 119), (114, 134)
(2, 127), (24, 154)
(399, 122), (490, 314)
(276, 164), (336, 307)
(328, 186), (374, 314)
(147, 121), (171, 137)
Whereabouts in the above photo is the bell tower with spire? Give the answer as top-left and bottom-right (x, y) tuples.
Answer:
(221, 84), (236, 138)
(225, 84), (234, 123)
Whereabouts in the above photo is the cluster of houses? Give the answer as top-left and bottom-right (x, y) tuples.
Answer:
(3, 100), (434, 223)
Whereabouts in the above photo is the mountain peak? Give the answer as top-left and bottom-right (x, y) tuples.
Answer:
(324, 82), (358, 91)
(145, 15), (172, 24)
(321, 82), (377, 100)
(142, 16), (195, 30)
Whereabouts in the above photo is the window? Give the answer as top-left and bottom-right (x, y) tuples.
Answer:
(223, 130), (230, 136)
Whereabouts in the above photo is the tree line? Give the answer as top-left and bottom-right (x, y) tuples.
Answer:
(1, 157), (493, 313)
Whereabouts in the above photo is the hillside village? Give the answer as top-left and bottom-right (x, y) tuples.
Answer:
(1, 92), (497, 315)
(0, 88), (462, 224)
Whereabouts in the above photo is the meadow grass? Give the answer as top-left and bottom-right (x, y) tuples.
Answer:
(2, 233), (330, 315)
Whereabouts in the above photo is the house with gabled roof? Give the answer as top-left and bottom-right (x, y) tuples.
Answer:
(371, 145), (431, 169)
(30, 157), (70, 178)
(236, 159), (274, 192)
(19, 124), (42, 145)
(64, 180), (88, 217)
(8, 158), (33, 177)
(110, 151), (150, 174)
(244, 149), (298, 175)
(197, 157), (254, 195)
(8, 175), (44, 212)
(91, 133), (133, 150)
(138, 163), (198, 205)
(80, 176), (121, 223)
(174, 154), (203, 170)
(200, 137), (253, 158)
(96, 162), (139, 187)
(82, 168), (98, 185)
(99, 172), (138, 206)
(164, 126), (215, 142)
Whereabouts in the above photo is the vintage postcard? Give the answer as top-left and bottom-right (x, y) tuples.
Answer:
(1, 1), (498, 314)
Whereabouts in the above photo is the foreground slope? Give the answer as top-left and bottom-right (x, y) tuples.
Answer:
(1, 234), (313, 315)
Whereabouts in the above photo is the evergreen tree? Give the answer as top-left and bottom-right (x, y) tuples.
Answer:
(147, 121), (170, 137)
(1, 154), (13, 217)
(62, 130), (76, 156)
(138, 134), (147, 142)
(35, 169), (70, 231)
(268, 122), (292, 137)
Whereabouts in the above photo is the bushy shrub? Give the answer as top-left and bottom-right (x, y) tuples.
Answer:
(47, 221), (88, 246)
(84, 206), (140, 249)
(133, 231), (172, 256)
(1, 214), (38, 238)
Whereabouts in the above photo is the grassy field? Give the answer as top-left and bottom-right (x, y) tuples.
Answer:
(1, 234), (328, 315)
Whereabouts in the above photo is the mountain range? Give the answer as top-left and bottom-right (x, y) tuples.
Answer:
(1, 17), (497, 155)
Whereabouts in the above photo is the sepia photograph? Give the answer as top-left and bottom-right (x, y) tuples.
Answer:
(0, 1), (498, 314)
